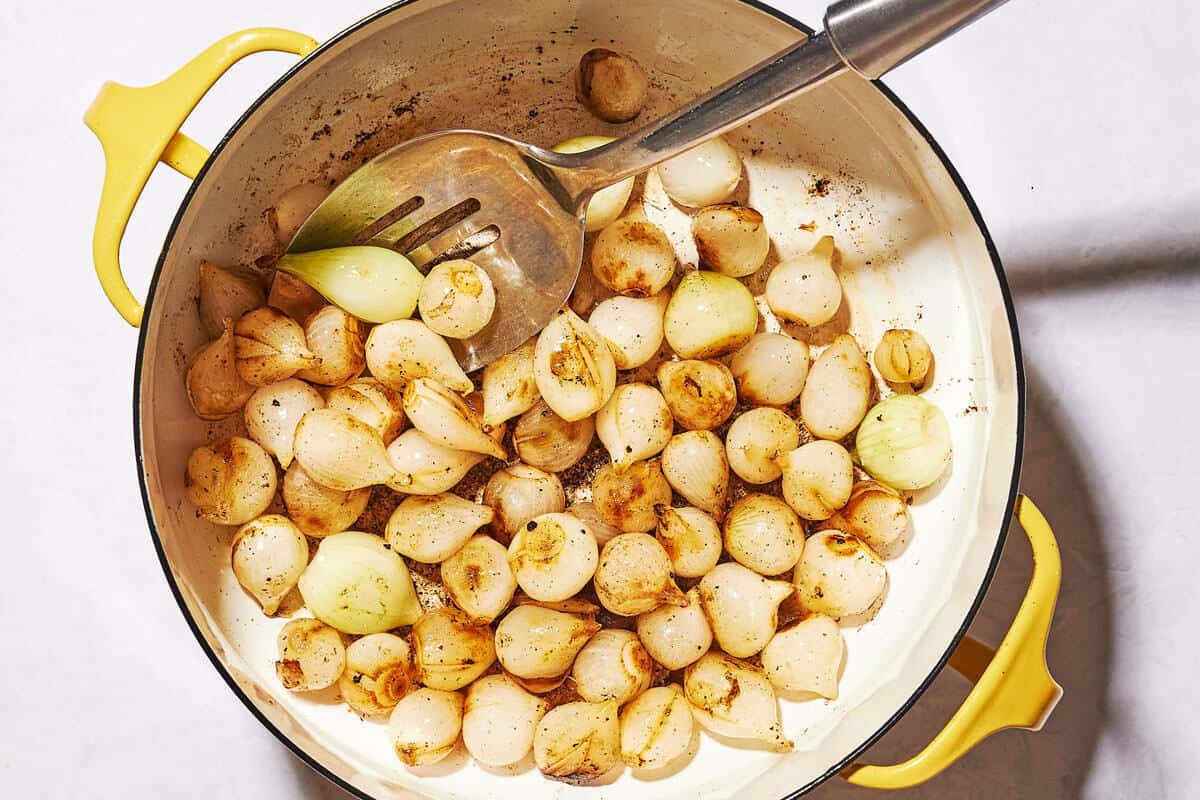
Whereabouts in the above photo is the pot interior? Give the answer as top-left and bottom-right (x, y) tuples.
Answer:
(137, 0), (1020, 797)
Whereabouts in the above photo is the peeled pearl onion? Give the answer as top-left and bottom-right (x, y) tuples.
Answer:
(572, 628), (653, 705)
(620, 684), (694, 770)
(275, 618), (345, 692)
(339, 633), (414, 718)
(533, 308), (617, 422)
(661, 430), (729, 520)
(243, 378), (324, 467)
(594, 532), (686, 616)
(764, 236), (842, 327)
(389, 688), (464, 767)
(723, 493), (805, 576)
(591, 218), (676, 298)
(595, 383), (674, 469)
(231, 514), (308, 615)
(508, 512), (599, 602)
(588, 292), (668, 370)
(692, 203), (769, 277)
(533, 700), (621, 779)
(440, 534), (518, 623)
(282, 461), (371, 538)
(729, 332), (810, 406)
(778, 440), (854, 521)
(683, 652), (791, 751)
(724, 407), (800, 484)
(552, 136), (635, 231)
(761, 615), (844, 698)
(656, 137), (742, 207)
(792, 531), (887, 620)
(636, 587), (713, 670)
(185, 436), (277, 526)
(418, 259), (497, 339)
(698, 562), (793, 658)
(463, 674), (549, 766)
(655, 505), (722, 578)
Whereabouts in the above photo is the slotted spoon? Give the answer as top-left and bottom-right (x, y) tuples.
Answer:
(289, 0), (1007, 371)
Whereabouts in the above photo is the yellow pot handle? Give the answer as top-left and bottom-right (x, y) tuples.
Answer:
(842, 495), (1062, 789)
(84, 28), (320, 327)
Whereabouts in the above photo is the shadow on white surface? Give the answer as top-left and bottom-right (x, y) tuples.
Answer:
(1003, 207), (1200, 294)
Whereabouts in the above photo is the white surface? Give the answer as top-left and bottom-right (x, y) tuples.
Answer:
(0, 0), (1195, 798)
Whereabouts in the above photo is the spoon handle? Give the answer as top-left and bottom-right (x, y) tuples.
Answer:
(556, 0), (1008, 195)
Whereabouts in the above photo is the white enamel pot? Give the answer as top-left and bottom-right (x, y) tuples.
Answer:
(85, 1), (1062, 797)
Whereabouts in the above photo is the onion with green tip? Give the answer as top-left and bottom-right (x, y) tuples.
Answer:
(663, 270), (758, 359)
(297, 531), (421, 634)
(276, 245), (422, 324)
(856, 394), (952, 490)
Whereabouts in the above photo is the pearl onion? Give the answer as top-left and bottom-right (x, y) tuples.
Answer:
(661, 430), (729, 520)
(571, 629), (653, 705)
(417, 259), (496, 338)
(831, 480), (910, 553)
(185, 436), (277, 526)
(231, 514), (309, 615)
(798, 334), (873, 440)
(656, 137), (742, 207)
(591, 218), (676, 297)
(723, 493), (805, 576)
(411, 608), (496, 691)
(683, 652), (791, 751)
(282, 461), (371, 537)
(636, 587), (713, 670)
(692, 203), (770, 276)
(388, 688), (464, 767)
(274, 618), (346, 692)
(724, 407), (801, 484)
(761, 615), (845, 697)
(655, 506), (722, 578)
(729, 332), (811, 406)
(494, 605), (600, 680)
(533, 308), (617, 422)
(594, 533), (686, 616)
(508, 512), (599, 602)
(620, 684), (694, 770)
(663, 270), (758, 360)
(324, 378), (405, 444)
(874, 328), (933, 389)
(793, 531), (887, 620)
(591, 459), (672, 533)
(483, 464), (566, 544)
(764, 236), (842, 326)
(243, 378), (324, 468)
(385, 492), (494, 563)
(588, 292), (668, 370)
(778, 440), (854, 521)
(552, 135), (635, 230)
(512, 400), (596, 473)
(440, 534), (518, 623)
(656, 359), (738, 431)
(533, 700), (621, 779)
(338, 633), (414, 718)
(462, 674), (549, 767)
(481, 337), (539, 431)
(595, 383), (674, 469)
(698, 562), (793, 658)
(385, 429), (484, 496)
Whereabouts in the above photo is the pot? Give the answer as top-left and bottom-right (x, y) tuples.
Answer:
(85, 1), (1062, 797)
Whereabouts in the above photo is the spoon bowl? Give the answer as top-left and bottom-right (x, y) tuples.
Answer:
(289, 131), (587, 372)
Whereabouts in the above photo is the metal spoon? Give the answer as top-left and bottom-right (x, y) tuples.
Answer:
(289, 0), (1008, 372)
